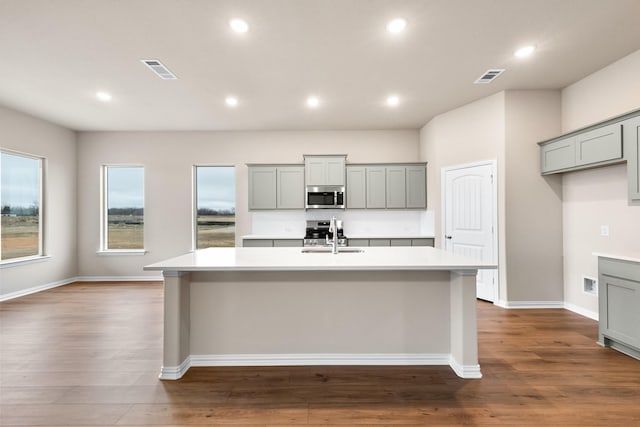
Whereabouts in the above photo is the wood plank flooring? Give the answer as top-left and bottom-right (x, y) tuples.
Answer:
(1, 281), (639, 426)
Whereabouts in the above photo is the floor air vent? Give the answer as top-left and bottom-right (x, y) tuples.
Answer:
(140, 59), (177, 80)
(474, 69), (505, 84)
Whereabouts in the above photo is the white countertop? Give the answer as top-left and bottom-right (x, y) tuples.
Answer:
(145, 246), (495, 272)
(593, 252), (640, 263)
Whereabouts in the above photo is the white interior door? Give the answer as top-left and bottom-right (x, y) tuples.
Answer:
(443, 161), (498, 302)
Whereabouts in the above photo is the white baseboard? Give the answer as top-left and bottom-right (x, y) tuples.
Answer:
(159, 353), (481, 380)
(495, 300), (565, 309)
(1, 275), (163, 301)
(0, 277), (76, 302)
(563, 302), (599, 321)
(74, 275), (163, 282)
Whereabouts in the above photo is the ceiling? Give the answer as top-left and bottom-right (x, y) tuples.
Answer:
(1, 0), (639, 132)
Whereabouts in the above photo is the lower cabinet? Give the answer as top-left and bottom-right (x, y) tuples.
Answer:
(243, 239), (303, 247)
(598, 257), (640, 360)
(348, 238), (434, 247)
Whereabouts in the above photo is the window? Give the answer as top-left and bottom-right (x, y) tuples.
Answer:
(194, 166), (235, 248)
(1, 151), (44, 261)
(102, 166), (144, 251)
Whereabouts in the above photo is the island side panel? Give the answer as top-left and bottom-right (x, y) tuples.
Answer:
(449, 270), (481, 378)
(160, 271), (191, 380)
(188, 270), (452, 357)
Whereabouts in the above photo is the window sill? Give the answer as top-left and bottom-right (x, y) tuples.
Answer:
(0, 255), (51, 269)
(96, 250), (147, 256)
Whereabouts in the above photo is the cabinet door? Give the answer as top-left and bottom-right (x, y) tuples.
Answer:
(305, 158), (327, 186)
(575, 123), (623, 167)
(248, 166), (277, 210)
(346, 166), (366, 208)
(412, 238), (434, 247)
(348, 239), (369, 247)
(326, 157), (346, 185)
(277, 166), (305, 209)
(623, 116), (640, 205)
(366, 167), (386, 208)
(540, 137), (575, 174)
(406, 165), (427, 208)
(386, 166), (406, 208)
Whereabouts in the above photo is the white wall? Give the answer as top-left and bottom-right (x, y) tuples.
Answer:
(560, 49), (640, 317)
(76, 130), (419, 277)
(0, 106), (77, 298)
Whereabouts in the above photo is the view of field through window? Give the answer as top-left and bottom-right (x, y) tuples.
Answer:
(1, 151), (42, 260)
(105, 166), (144, 250)
(195, 166), (235, 248)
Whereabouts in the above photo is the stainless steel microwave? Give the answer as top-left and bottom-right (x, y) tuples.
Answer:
(305, 185), (345, 209)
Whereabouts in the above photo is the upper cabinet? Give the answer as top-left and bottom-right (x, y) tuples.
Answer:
(248, 165), (304, 210)
(304, 155), (346, 186)
(539, 108), (640, 205)
(346, 163), (427, 209)
(540, 123), (623, 174)
(623, 116), (640, 205)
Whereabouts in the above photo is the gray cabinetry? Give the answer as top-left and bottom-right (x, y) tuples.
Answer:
(277, 166), (304, 209)
(598, 257), (640, 360)
(540, 137), (576, 174)
(406, 165), (427, 208)
(248, 166), (277, 210)
(346, 166), (366, 209)
(623, 116), (640, 205)
(243, 238), (303, 247)
(386, 166), (406, 208)
(304, 155), (346, 186)
(575, 123), (622, 167)
(366, 167), (387, 208)
(248, 165), (304, 210)
(347, 238), (434, 247)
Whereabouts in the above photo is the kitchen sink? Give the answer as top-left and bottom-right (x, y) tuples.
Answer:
(301, 247), (364, 253)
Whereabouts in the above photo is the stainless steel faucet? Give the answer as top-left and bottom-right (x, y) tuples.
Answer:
(328, 215), (338, 254)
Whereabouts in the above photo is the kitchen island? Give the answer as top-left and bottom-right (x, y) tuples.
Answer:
(144, 246), (495, 380)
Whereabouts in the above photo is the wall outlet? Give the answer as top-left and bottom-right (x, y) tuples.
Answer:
(600, 225), (609, 236)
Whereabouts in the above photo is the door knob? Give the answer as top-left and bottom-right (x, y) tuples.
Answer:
(445, 235), (452, 239)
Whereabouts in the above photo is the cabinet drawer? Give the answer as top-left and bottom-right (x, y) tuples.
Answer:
(243, 239), (273, 247)
(369, 239), (391, 246)
(390, 239), (411, 246)
(273, 239), (302, 247)
(348, 239), (369, 247)
(575, 123), (622, 167)
(541, 137), (575, 173)
(412, 238), (434, 247)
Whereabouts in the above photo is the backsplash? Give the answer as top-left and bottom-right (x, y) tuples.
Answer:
(250, 210), (435, 237)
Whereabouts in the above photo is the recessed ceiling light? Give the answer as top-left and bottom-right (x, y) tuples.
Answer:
(96, 91), (112, 102)
(514, 45), (536, 58)
(386, 95), (400, 107)
(387, 18), (407, 33)
(225, 96), (238, 107)
(306, 96), (320, 108)
(229, 18), (249, 33)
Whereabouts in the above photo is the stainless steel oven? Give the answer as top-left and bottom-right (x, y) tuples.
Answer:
(305, 185), (345, 209)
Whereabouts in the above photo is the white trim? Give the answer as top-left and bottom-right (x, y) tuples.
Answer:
(0, 255), (51, 268)
(74, 275), (162, 282)
(159, 357), (192, 380)
(564, 302), (599, 321)
(0, 276), (75, 302)
(496, 300), (565, 309)
(448, 355), (482, 379)
(160, 353), (482, 380)
(96, 250), (147, 256)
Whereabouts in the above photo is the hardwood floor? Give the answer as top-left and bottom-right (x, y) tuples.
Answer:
(1, 281), (639, 426)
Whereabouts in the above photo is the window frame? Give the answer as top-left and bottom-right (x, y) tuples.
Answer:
(99, 164), (146, 255)
(0, 149), (46, 266)
(192, 164), (236, 251)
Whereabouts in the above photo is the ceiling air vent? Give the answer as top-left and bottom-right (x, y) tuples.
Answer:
(140, 59), (177, 80)
(474, 69), (505, 84)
